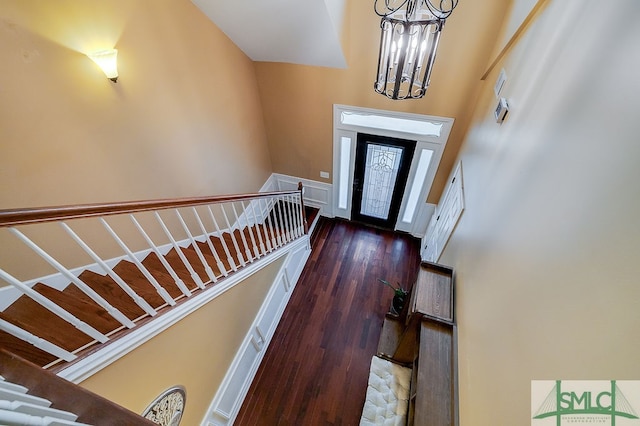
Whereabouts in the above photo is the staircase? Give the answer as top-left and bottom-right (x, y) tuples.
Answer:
(0, 187), (313, 374)
(0, 348), (156, 425)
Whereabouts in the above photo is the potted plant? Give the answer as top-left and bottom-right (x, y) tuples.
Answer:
(378, 278), (409, 315)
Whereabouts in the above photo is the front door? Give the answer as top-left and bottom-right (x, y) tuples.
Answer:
(351, 133), (416, 229)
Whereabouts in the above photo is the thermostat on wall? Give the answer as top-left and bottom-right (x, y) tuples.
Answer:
(495, 97), (509, 123)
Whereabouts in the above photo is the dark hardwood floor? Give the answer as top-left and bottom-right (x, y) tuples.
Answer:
(235, 217), (422, 426)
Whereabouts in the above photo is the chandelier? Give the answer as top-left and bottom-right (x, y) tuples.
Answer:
(374, 0), (458, 100)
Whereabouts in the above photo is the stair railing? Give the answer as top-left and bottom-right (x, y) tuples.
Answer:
(0, 186), (306, 370)
(0, 348), (156, 425)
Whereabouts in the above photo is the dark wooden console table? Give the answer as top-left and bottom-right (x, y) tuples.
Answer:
(376, 261), (456, 426)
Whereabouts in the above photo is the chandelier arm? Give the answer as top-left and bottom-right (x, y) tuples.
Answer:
(422, 0), (458, 19)
(375, 0), (459, 19)
(374, 0), (412, 17)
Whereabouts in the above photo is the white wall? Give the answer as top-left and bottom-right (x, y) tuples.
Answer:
(439, 1), (640, 424)
(500, 0), (539, 48)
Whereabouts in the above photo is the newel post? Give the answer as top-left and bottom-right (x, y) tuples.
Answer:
(298, 182), (309, 234)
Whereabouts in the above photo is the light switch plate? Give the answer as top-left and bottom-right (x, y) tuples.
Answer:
(320, 171), (330, 179)
(494, 68), (507, 98)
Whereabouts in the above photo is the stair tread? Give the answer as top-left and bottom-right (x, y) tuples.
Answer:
(208, 236), (237, 271)
(178, 246), (215, 283)
(195, 240), (227, 276)
(0, 304), (93, 351)
(159, 249), (200, 291)
(77, 270), (146, 320)
(141, 252), (191, 299)
(0, 330), (58, 367)
(33, 283), (121, 334)
(256, 224), (277, 249)
(220, 232), (246, 265)
(111, 260), (170, 308)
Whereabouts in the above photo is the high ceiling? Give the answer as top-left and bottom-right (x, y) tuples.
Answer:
(191, 0), (347, 68)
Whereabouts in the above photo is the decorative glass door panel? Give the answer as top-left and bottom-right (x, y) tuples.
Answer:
(352, 133), (416, 229)
(360, 144), (403, 219)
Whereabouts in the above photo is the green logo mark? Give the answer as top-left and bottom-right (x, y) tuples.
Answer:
(533, 380), (639, 425)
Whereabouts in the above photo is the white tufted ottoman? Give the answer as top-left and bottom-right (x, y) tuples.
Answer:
(360, 356), (412, 426)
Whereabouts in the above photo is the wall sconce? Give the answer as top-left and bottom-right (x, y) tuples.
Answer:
(374, 0), (458, 100)
(88, 49), (119, 82)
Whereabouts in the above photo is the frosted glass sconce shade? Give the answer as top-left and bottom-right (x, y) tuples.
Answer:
(88, 49), (119, 82)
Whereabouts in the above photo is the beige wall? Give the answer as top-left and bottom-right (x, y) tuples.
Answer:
(80, 257), (284, 425)
(0, 0), (272, 209)
(0, 0), (274, 281)
(254, 0), (510, 203)
(439, 1), (640, 424)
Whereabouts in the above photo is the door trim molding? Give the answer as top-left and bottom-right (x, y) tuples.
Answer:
(332, 104), (454, 234)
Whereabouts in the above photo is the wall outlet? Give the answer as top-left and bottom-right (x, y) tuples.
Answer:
(320, 171), (330, 179)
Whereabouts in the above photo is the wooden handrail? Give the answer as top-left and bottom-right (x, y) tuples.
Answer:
(0, 189), (302, 227)
(0, 349), (156, 425)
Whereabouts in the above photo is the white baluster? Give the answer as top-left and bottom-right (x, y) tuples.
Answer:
(154, 212), (205, 290)
(60, 222), (157, 317)
(264, 197), (280, 248)
(0, 409), (91, 426)
(100, 219), (175, 306)
(294, 194), (304, 237)
(0, 402), (84, 424)
(291, 194), (301, 238)
(249, 199), (267, 255)
(8, 229), (135, 329)
(192, 207), (227, 277)
(290, 194), (301, 238)
(230, 202), (253, 262)
(241, 201), (260, 259)
(298, 194), (306, 235)
(288, 195), (297, 239)
(130, 215), (192, 297)
(278, 195), (290, 242)
(0, 268), (108, 343)
(220, 204), (246, 267)
(0, 318), (76, 362)
(289, 194), (299, 239)
(285, 194), (297, 239)
(261, 199), (277, 251)
(270, 198), (284, 247)
(284, 195), (296, 240)
(175, 210), (217, 283)
(207, 206), (237, 272)
(275, 196), (290, 243)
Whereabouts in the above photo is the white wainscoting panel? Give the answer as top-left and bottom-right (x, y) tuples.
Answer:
(271, 173), (333, 218)
(201, 237), (311, 426)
